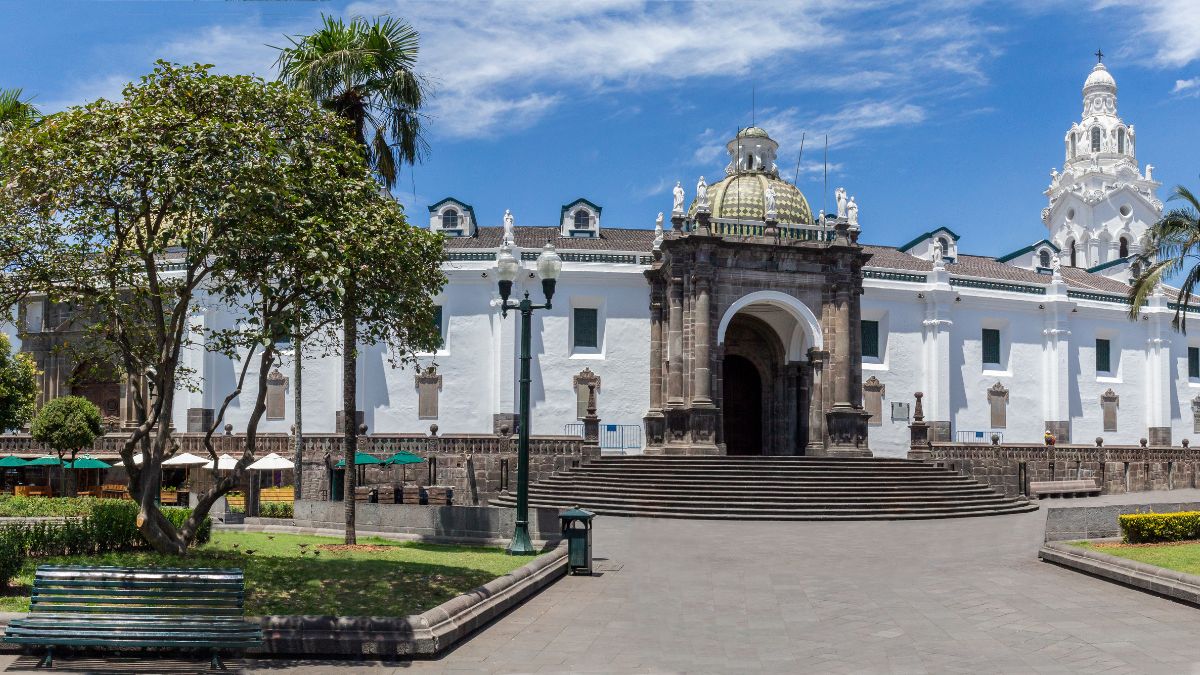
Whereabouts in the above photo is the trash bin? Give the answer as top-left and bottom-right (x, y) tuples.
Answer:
(559, 506), (594, 575)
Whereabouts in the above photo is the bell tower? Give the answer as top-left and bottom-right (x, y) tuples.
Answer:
(1042, 55), (1161, 278)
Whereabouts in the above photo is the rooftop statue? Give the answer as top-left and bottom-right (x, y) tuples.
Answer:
(836, 187), (848, 219)
(847, 196), (858, 228)
(696, 176), (709, 212)
(764, 184), (777, 220)
(672, 181), (685, 215)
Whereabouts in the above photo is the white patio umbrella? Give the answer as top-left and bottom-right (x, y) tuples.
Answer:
(246, 453), (295, 470)
(201, 454), (240, 471)
(162, 452), (209, 467)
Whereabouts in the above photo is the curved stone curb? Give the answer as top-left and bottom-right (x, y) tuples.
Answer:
(254, 541), (568, 657)
(1039, 540), (1200, 607)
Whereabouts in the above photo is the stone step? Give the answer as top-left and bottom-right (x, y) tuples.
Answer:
(535, 478), (994, 493)
(491, 496), (1038, 520)
(539, 476), (987, 489)
(517, 493), (1016, 508)
(561, 470), (970, 480)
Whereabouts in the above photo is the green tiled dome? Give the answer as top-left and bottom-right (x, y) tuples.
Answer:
(689, 174), (813, 225)
(737, 126), (770, 139)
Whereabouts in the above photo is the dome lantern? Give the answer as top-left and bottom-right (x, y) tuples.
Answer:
(689, 127), (813, 225)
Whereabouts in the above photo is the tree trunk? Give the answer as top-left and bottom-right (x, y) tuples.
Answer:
(293, 311), (303, 502)
(343, 273), (357, 545)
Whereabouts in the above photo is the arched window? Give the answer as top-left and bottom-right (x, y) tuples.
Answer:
(441, 209), (459, 230)
(1091, 127), (1101, 152)
(1117, 127), (1125, 154)
(573, 209), (591, 230)
(1119, 237), (1129, 258)
(1039, 249), (1051, 268)
(938, 236), (950, 258)
(1070, 133), (1077, 158)
(1067, 240), (1077, 268)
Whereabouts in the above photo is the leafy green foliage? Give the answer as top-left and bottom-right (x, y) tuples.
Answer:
(1119, 511), (1200, 543)
(0, 533), (23, 587)
(0, 495), (106, 518)
(30, 396), (103, 454)
(0, 333), (37, 433)
(259, 501), (294, 519)
(0, 88), (40, 134)
(0, 61), (445, 553)
(275, 14), (429, 189)
(0, 501), (211, 560)
(1129, 183), (1200, 331)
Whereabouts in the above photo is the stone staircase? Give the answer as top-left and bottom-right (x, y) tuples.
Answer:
(490, 456), (1038, 520)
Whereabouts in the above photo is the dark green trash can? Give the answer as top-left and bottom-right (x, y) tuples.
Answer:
(559, 506), (594, 576)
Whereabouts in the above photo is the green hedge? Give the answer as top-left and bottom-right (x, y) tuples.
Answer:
(0, 502), (213, 566)
(0, 495), (105, 518)
(259, 502), (293, 519)
(1119, 511), (1200, 543)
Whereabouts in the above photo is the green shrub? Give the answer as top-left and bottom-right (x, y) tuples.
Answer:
(259, 502), (293, 519)
(0, 530), (24, 586)
(163, 507), (212, 546)
(1119, 511), (1200, 543)
(0, 495), (102, 518)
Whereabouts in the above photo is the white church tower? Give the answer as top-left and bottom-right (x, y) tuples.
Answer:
(1042, 56), (1162, 280)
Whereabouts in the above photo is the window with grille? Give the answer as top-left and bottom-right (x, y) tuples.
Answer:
(861, 320), (880, 359)
(982, 328), (1001, 366)
(1096, 338), (1111, 373)
(573, 308), (598, 349)
(1091, 127), (1101, 152)
(574, 209), (590, 229)
(1190, 347), (1199, 378)
(441, 209), (459, 230)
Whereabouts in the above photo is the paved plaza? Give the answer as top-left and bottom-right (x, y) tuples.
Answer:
(6, 496), (1200, 674)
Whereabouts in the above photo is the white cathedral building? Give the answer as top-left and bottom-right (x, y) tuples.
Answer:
(12, 61), (1196, 457)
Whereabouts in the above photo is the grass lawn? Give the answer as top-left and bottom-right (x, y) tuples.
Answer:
(0, 531), (534, 617)
(1073, 540), (1200, 576)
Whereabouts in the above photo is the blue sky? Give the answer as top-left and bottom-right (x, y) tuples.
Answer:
(3, 0), (1199, 257)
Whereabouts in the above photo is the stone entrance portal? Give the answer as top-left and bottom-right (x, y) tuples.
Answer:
(722, 354), (763, 456)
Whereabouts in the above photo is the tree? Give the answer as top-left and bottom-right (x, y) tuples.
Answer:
(276, 14), (432, 543)
(0, 333), (37, 433)
(1130, 183), (1200, 330)
(0, 62), (445, 554)
(0, 88), (40, 133)
(30, 396), (102, 496)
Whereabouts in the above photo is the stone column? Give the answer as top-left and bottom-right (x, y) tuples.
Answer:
(1042, 276), (1072, 442)
(1146, 289), (1173, 446)
(833, 286), (854, 407)
(692, 277), (713, 405)
(666, 275), (685, 407)
(643, 286), (666, 448)
(806, 349), (827, 453)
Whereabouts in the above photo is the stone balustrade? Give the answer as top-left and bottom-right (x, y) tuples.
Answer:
(929, 442), (1200, 497)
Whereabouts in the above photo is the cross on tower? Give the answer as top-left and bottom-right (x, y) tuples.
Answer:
(1095, 48), (1104, 63)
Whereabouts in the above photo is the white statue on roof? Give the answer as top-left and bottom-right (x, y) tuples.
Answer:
(502, 209), (514, 245)
(836, 187), (848, 219)
(763, 184), (777, 220)
(672, 181), (684, 215)
(847, 196), (858, 228)
(654, 212), (664, 250)
(696, 176), (709, 212)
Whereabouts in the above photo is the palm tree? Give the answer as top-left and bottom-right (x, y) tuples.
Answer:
(1130, 183), (1200, 331)
(275, 15), (429, 544)
(0, 88), (40, 133)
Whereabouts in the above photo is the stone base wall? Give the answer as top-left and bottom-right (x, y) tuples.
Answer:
(930, 443), (1200, 497)
(291, 500), (562, 544)
(297, 433), (598, 506)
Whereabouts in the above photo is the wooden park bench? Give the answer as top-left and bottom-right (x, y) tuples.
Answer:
(1029, 479), (1101, 499)
(4, 565), (263, 670)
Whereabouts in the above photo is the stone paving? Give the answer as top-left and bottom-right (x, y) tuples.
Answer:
(7, 496), (1200, 673)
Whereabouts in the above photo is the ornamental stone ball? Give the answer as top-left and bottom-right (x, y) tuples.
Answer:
(990, 434), (1000, 445)
(358, 423), (368, 435)
(1184, 439), (1191, 448)
(1139, 437), (1148, 447)
(224, 423), (233, 435)
(429, 423), (439, 437)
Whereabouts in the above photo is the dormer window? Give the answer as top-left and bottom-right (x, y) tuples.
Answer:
(442, 209), (459, 231)
(561, 198), (601, 238)
(1091, 127), (1101, 152)
(573, 209), (590, 230)
(1117, 127), (1125, 154)
(428, 198), (476, 237)
(1039, 249), (1051, 268)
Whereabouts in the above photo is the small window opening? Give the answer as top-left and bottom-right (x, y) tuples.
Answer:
(1039, 249), (1051, 268)
(1119, 237), (1129, 258)
(1117, 127), (1126, 154)
(1091, 127), (1101, 152)
(573, 209), (590, 230)
(441, 209), (459, 230)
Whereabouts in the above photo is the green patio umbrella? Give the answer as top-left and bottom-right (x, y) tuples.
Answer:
(25, 455), (61, 466)
(64, 456), (112, 470)
(383, 451), (424, 485)
(0, 456), (28, 468)
(333, 452), (385, 468)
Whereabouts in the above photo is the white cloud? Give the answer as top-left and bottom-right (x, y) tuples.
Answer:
(435, 93), (562, 138)
(41, 73), (133, 112)
(1172, 77), (1200, 97)
(160, 22), (286, 79)
(1097, 0), (1200, 68)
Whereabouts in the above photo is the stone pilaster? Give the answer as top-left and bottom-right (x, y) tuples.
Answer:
(666, 274), (684, 407)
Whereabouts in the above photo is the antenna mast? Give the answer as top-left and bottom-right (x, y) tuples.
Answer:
(793, 132), (806, 185)
(822, 134), (829, 229)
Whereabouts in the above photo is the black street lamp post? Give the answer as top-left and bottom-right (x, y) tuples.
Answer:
(497, 240), (562, 555)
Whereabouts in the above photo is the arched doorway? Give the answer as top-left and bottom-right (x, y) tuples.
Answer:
(723, 355), (763, 455)
(70, 362), (121, 423)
